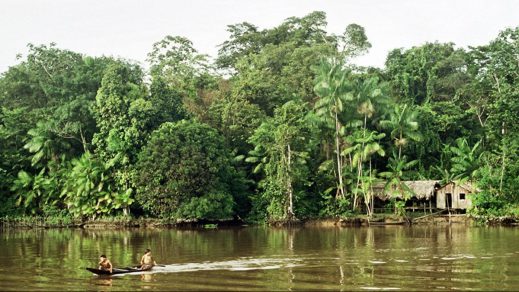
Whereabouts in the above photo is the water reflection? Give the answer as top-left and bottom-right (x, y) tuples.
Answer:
(0, 226), (518, 290)
(90, 277), (112, 287)
(141, 273), (153, 282)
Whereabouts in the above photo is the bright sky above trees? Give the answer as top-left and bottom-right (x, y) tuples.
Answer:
(1, 0), (518, 72)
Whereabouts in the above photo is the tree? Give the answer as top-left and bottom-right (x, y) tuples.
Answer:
(380, 104), (422, 160)
(247, 100), (317, 220)
(338, 24), (372, 59)
(385, 42), (470, 105)
(343, 129), (385, 216)
(208, 95), (265, 155)
(469, 27), (519, 195)
(11, 169), (57, 215)
(134, 121), (243, 219)
(148, 76), (188, 130)
(221, 11), (370, 115)
(231, 41), (334, 115)
(216, 22), (262, 70)
(92, 62), (151, 215)
(147, 35), (219, 120)
(380, 154), (418, 215)
(0, 44), (117, 215)
(148, 35), (214, 96)
(314, 59), (353, 200)
(217, 11), (333, 71)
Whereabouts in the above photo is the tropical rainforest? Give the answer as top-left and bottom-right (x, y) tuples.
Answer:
(1, 12), (517, 222)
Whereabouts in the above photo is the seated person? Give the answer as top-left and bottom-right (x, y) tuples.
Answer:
(140, 249), (157, 270)
(98, 255), (113, 273)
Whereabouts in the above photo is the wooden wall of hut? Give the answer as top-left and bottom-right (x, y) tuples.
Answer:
(436, 182), (473, 210)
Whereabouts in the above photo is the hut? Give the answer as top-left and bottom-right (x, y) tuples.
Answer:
(436, 181), (475, 210)
(372, 180), (440, 211)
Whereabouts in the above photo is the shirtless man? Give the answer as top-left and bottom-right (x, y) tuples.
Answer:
(140, 248), (157, 270)
(98, 255), (113, 273)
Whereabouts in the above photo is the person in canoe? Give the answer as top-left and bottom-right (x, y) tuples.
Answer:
(98, 254), (113, 273)
(140, 248), (157, 270)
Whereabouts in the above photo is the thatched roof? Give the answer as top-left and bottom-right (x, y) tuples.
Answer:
(437, 181), (479, 193)
(372, 180), (440, 201)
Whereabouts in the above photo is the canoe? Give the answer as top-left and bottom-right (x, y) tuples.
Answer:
(86, 266), (152, 275)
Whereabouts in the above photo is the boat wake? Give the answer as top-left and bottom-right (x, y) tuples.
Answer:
(112, 257), (303, 276)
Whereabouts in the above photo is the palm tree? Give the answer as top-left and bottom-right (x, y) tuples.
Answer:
(380, 153), (418, 215)
(343, 76), (389, 213)
(380, 104), (422, 160)
(343, 129), (385, 215)
(314, 59), (353, 199)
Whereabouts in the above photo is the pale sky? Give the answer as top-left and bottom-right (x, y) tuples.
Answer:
(1, 0), (518, 73)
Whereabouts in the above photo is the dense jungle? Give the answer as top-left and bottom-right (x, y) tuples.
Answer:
(1, 11), (518, 224)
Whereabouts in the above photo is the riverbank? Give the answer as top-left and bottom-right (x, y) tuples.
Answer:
(2, 213), (518, 229)
(0, 216), (246, 229)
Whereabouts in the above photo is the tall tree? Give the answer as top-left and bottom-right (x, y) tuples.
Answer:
(92, 62), (152, 215)
(147, 35), (219, 120)
(247, 100), (317, 220)
(314, 59), (353, 200)
(380, 104), (422, 160)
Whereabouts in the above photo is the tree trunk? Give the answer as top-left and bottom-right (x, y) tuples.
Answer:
(356, 115), (368, 211)
(335, 111), (344, 199)
(499, 122), (506, 194)
(398, 131), (403, 160)
(367, 159), (373, 217)
(287, 144), (294, 219)
(80, 126), (88, 153)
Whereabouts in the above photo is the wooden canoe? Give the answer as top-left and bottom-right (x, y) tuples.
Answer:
(86, 265), (152, 275)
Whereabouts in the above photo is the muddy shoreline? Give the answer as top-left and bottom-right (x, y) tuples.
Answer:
(1, 214), (517, 229)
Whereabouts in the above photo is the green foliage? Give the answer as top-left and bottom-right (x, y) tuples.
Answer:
(148, 77), (188, 128)
(448, 138), (482, 181)
(380, 104), (422, 159)
(134, 121), (243, 219)
(343, 130), (386, 166)
(11, 169), (58, 214)
(208, 96), (265, 154)
(221, 12), (371, 115)
(92, 62), (149, 161)
(148, 35), (214, 97)
(378, 150), (419, 216)
(61, 152), (131, 219)
(247, 100), (317, 221)
(468, 27), (519, 137)
(1, 16), (518, 222)
(176, 193), (235, 220)
(217, 11), (333, 71)
(24, 121), (73, 167)
(91, 62), (151, 215)
(147, 35), (219, 121)
(313, 59), (354, 201)
(385, 42), (469, 105)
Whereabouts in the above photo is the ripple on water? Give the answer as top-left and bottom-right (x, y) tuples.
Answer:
(394, 259), (408, 263)
(360, 286), (400, 290)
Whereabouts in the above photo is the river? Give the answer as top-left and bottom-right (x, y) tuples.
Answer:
(0, 225), (517, 291)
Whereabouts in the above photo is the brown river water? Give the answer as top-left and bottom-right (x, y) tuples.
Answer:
(0, 225), (517, 291)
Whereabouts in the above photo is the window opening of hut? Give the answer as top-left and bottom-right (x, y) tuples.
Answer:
(460, 193), (465, 200)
